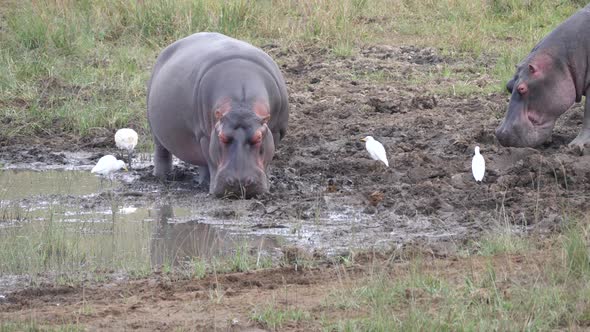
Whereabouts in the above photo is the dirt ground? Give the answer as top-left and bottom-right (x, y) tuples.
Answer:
(1, 43), (590, 329)
(1, 252), (549, 331)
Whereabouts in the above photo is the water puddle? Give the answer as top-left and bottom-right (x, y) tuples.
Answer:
(0, 168), (284, 293)
(0, 169), (107, 200)
(0, 164), (468, 294)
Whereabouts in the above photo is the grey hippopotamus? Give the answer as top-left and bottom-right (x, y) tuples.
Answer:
(495, 4), (590, 149)
(147, 32), (289, 197)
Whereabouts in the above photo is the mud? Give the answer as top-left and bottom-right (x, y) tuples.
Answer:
(2, 45), (590, 250)
(1, 43), (590, 329)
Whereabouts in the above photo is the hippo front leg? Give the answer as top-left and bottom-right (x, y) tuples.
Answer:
(199, 136), (217, 194)
(568, 90), (590, 153)
(198, 166), (210, 186)
(153, 135), (172, 179)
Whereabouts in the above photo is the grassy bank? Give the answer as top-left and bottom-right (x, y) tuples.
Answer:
(255, 218), (590, 331)
(0, 0), (584, 144)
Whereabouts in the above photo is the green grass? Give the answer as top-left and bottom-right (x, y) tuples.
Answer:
(0, 321), (83, 332)
(324, 219), (590, 331)
(474, 230), (534, 256)
(0, 0), (584, 143)
(251, 304), (312, 331)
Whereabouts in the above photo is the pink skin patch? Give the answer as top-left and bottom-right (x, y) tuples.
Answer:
(251, 129), (262, 145)
(214, 98), (232, 121)
(253, 100), (271, 124)
(252, 100), (271, 169)
(526, 111), (543, 126)
(251, 129), (265, 169)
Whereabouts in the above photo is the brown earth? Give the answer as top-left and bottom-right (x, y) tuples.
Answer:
(1, 43), (590, 329)
(0, 249), (561, 331)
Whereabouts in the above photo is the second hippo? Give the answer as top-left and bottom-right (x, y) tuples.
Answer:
(495, 4), (590, 149)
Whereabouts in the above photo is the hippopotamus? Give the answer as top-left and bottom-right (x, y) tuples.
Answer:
(147, 32), (289, 197)
(495, 4), (590, 149)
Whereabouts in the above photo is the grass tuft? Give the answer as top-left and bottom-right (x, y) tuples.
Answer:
(251, 304), (311, 330)
(561, 221), (590, 278)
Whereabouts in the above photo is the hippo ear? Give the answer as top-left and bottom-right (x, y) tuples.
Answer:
(528, 64), (537, 74)
(214, 99), (232, 121)
(253, 100), (271, 124)
(506, 77), (515, 93)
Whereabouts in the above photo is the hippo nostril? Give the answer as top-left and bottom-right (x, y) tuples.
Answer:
(244, 177), (256, 186)
(225, 176), (237, 187)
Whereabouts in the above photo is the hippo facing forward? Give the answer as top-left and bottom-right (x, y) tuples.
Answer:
(495, 4), (590, 149)
(147, 33), (289, 197)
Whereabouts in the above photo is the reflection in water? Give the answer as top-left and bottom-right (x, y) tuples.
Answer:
(150, 204), (279, 267)
(0, 168), (285, 277)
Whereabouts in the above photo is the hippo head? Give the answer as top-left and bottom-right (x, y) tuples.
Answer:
(495, 53), (576, 147)
(208, 99), (275, 198)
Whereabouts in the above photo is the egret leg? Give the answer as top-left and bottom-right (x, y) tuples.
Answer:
(127, 150), (133, 170)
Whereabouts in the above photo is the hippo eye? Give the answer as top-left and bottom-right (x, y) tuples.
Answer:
(250, 130), (262, 145)
(219, 133), (232, 144)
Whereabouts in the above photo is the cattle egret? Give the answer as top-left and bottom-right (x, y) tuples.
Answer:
(472, 146), (485, 182)
(91, 155), (127, 183)
(115, 128), (138, 168)
(361, 136), (389, 167)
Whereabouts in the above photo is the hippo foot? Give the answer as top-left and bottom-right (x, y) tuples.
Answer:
(568, 129), (590, 154)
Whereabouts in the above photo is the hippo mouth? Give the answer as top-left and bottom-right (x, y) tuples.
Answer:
(496, 116), (555, 148)
(526, 111), (554, 129)
(211, 164), (269, 198)
(213, 179), (269, 198)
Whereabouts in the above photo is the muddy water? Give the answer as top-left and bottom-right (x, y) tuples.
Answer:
(0, 168), (285, 295)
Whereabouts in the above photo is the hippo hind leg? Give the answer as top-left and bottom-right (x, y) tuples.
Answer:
(153, 136), (172, 179)
(568, 90), (590, 154)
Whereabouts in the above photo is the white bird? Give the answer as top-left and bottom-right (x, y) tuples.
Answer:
(115, 128), (138, 169)
(361, 136), (389, 167)
(91, 155), (127, 181)
(472, 146), (485, 182)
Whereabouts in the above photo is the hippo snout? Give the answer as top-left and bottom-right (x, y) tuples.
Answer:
(495, 123), (512, 147)
(495, 123), (529, 147)
(212, 171), (269, 198)
(495, 120), (551, 148)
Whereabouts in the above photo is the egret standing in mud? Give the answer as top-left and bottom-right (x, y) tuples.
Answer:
(361, 136), (389, 168)
(472, 146), (485, 182)
(91, 155), (127, 185)
(115, 128), (138, 169)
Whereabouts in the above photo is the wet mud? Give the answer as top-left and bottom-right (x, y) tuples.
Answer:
(2, 45), (590, 254)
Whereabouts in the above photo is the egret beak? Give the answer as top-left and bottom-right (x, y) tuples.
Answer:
(123, 166), (128, 172)
(360, 137), (367, 142)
